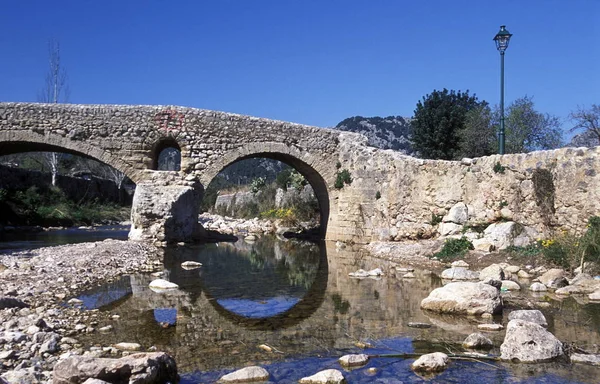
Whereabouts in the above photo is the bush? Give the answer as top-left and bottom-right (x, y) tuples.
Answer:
(432, 237), (474, 261)
(493, 162), (506, 174)
(334, 169), (352, 189)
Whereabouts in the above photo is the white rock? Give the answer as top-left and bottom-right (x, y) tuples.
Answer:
(338, 353), (369, 367)
(149, 279), (179, 291)
(443, 203), (468, 225)
(508, 310), (547, 327)
(420, 281), (502, 315)
(219, 366), (269, 383)
(441, 268), (480, 280)
(451, 260), (469, 268)
(570, 353), (600, 365)
(299, 369), (345, 384)
(462, 333), (493, 349)
(403, 272), (416, 278)
(368, 268), (383, 276)
(478, 323), (504, 331)
(501, 280), (521, 291)
(472, 239), (495, 252)
(505, 265), (521, 273)
(539, 269), (568, 289)
(480, 264), (505, 281)
(349, 269), (369, 278)
(500, 319), (563, 362)
(517, 270), (531, 279)
(529, 282), (548, 292)
(411, 352), (449, 373)
(181, 261), (202, 270)
(483, 222), (531, 250)
(589, 290), (600, 300)
(439, 222), (462, 236)
(113, 342), (141, 351)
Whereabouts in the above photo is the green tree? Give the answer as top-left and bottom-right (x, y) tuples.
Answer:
(411, 89), (482, 160)
(457, 103), (496, 158)
(496, 96), (563, 153)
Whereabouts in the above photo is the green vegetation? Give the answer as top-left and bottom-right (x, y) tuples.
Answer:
(334, 169), (352, 189)
(0, 186), (129, 227)
(375, 191), (381, 200)
(430, 213), (443, 226)
(432, 237), (474, 261)
(493, 162), (506, 174)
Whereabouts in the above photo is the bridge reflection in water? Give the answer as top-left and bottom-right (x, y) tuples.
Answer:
(75, 236), (600, 380)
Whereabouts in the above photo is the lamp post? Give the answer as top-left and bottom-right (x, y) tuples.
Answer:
(494, 25), (513, 155)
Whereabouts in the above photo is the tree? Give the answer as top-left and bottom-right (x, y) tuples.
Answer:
(410, 89), (482, 160)
(569, 104), (600, 146)
(38, 38), (70, 186)
(456, 103), (496, 158)
(496, 96), (562, 153)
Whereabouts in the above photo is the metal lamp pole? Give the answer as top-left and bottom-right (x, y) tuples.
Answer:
(494, 25), (513, 155)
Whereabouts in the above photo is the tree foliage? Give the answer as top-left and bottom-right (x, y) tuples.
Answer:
(457, 103), (496, 158)
(411, 89), (482, 160)
(569, 104), (600, 145)
(496, 96), (563, 153)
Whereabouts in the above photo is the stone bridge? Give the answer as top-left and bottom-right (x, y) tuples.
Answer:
(2, 102), (600, 244)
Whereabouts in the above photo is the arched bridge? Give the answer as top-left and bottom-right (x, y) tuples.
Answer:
(0, 102), (349, 243)
(3, 102), (600, 245)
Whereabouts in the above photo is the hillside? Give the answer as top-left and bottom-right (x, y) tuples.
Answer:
(334, 115), (414, 155)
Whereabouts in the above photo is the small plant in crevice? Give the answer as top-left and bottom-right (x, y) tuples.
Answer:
(498, 200), (508, 209)
(334, 169), (352, 189)
(430, 213), (443, 226)
(375, 191), (381, 200)
(335, 161), (342, 170)
(493, 162), (506, 174)
(432, 237), (474, 262)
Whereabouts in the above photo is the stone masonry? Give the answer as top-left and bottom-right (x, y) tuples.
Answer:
(1, 102), (600, 244)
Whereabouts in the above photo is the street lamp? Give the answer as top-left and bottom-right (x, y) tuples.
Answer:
(494, 25), (513, 155)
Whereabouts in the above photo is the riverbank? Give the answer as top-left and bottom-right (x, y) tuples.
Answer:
(0, 240), (161, 382)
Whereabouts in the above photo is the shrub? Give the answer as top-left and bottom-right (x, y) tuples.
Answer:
(432, 237), (474, 261)
(334, 169), (352, 189)
(493, 162), (506, 174)
(375, 191), (381, 200)
(250, 177), (266, 194)
(430, 213), (443, 226)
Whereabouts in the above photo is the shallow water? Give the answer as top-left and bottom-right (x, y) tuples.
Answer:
(69, 235), (600, 382)
(0, 225), (129, 253)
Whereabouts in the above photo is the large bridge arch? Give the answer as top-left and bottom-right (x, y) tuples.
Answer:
(0, 130), (143, 183)
(200, 142), (337, 237)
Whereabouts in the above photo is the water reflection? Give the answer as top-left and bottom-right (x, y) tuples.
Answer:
(73, 237), (600, 382)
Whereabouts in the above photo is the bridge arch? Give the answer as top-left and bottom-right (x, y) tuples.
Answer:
(200, 142), (335, 237)
(0, 130), (142, 183)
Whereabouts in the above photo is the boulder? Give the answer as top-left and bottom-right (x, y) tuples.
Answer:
(472, 239), (494, 252)
(501, 280), (521, 291)
(440, 268), (480, 280)
(517, 270), (531, 279)
(500, 319), (563, 362)
(505, 265), (521, 273)
(411, 352), (449, 373)
(1, 368), (42, 384)
(462, 333), (493, 349)
(439, 222), (462, 236)
(529, 282), (548, 292)
(589, 290), (600, 301)
(479, 264), (505, 281)
(338, 354), (369, 367)
(148, 279), (179, 291)
(539, 269), (569, 289)
(420, 281), (502, 315)
(219, 366), (269, 382)
(451, 260), (469, 269)
(52, 352), (178, 384)
(114, 342), (142, 351)
(508, 310), (547, 327)
(443, 202), (468, 225)
(299, 369), (346, 384)
(483, 222), (531, 250)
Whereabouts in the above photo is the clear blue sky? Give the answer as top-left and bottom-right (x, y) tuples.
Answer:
(1, 0), (598, 131)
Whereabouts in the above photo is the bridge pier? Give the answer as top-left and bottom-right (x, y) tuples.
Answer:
(129, 179), (204, 245)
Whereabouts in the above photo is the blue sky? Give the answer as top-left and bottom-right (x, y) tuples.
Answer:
(1, 0), (598, 133)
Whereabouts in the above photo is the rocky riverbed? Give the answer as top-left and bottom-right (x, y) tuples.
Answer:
(0, 240), (163, 383)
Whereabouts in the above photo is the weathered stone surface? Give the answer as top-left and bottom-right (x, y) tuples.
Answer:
(589, 290), (600, 300)
(462, 333), (493, 349)
(411, 352), (449, 373)
(440, 268), (480, 280)
(539, 269), (569, 289)
(420, 282), (502, 315)
(500, 319), (563, 362)
(218, 366), (269, 383)
(508, 310), (548, 327)
(338, 353), (369, 367)
(52, 352), (178, 384)
(570, 353), (600, 365)
(483, 222), (531, 250)
(299, 369), (346, 384)
(479, 264), (505, 281)
(443, 202), (468, 224)
(472, 239), (494, 252)
(1, 368), (42, 384)
(439, 222), (462, 236)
